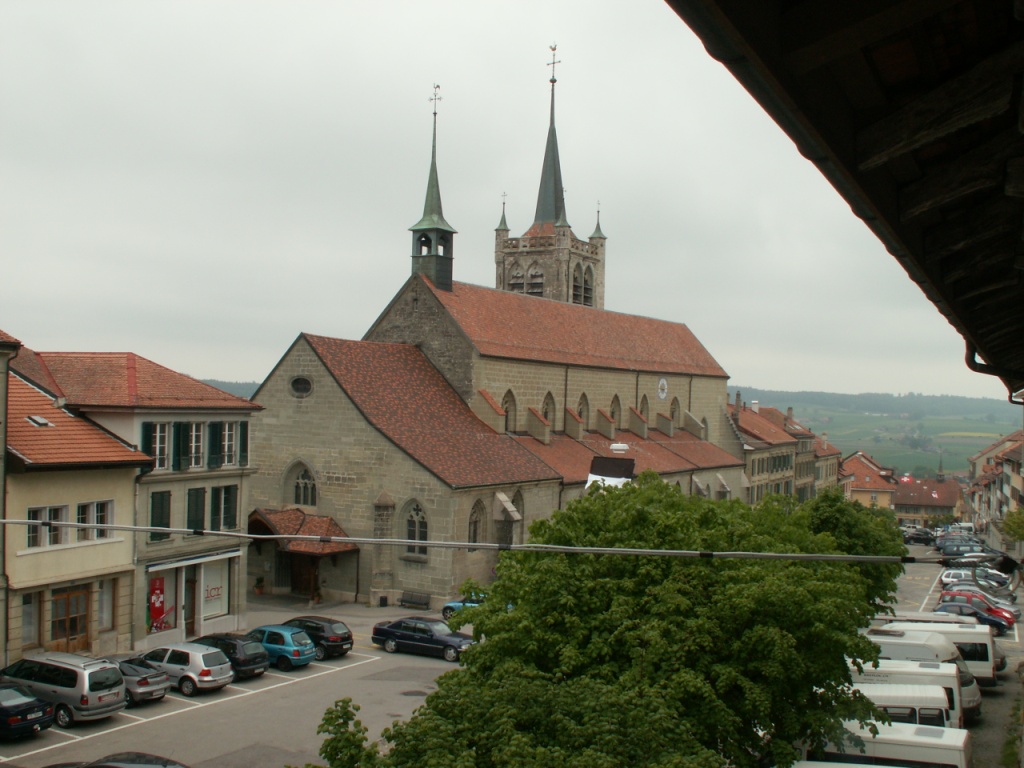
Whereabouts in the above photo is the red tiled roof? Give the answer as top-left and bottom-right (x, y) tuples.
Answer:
(728, 405), (797, 447)
(0, 329), (21, 346)
(14, 351), (257, 411)
(7, 373), (151, 469)
(304, 334), (561, 489)
(422, 278), (728, 377)
(841, 452), (898, 492)
(647, 429), (745, 470)
(814, 436), (842, 458)
(894, 477), (962, 508)
(249, 508), (358, 555)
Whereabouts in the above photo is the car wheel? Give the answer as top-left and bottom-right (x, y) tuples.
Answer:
(54, 704), (73, 729)
(315, 643), (327, 661)
(125, 689), (137, 708)
(441, 606), (455, 620)
(443, 645), (459, 662)
(383, 638), (398, 653)
(179, 677), (197, 697)
(277, 655), (293, 671)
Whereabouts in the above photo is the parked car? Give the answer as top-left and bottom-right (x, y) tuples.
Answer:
(940, 567), (1012, 591)
(141, 643), (233, 696)
(371, 617), (475, 662)
(441, 593), (485, 620)
(282, 616), (354, 660)
(939, 590), (1017, 625)
(943, 583), (1019, 614)
(102, 655), (171, 707)
(933, 603), (1011, 635)
(193, 633), (270, 678)
(0, 653), (126, 728)
(903, 529), (934, 545)
(41, 753), (192, 768)
(0, 682), (54, 739)
(247, 624), (316, 670)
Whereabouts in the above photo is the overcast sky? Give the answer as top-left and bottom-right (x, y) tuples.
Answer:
(0, 1), (1011, 401)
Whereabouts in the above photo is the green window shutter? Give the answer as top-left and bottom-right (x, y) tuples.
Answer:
(238, 421), (249, 467)
(171, 422), (186, 471)
(186, 487), (206, 530)
(141, 422), (154, 455)
(207, 422), (223, 469)
(210, 486), (223, 531)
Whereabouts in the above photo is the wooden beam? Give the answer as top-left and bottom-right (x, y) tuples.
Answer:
(925, 197), (1020, 257)
(857, 43), (1024, 171)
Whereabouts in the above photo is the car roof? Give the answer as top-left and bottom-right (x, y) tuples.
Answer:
(286, 616), (334, 623)
(152, 642), (228, 653)
(251, 624), (305, 632)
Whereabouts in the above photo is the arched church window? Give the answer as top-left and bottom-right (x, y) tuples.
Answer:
(418, 234), (431, 256)
(509, 264), (525, 293)
(405, 502), (428, 556)
(610, 395), (621, 426)
(572, 264), (584, 304)
(542, 392), (556, 424)
(670, 397), (680, 426)
(502, 390), (518, 433)
(640, 395), (649, 422)
(293, 467), (317, 506)
(438, 235), (448, 256)
(469, 500), (484, 551)
(577, 393), (589, 430)
(583, 266), (594, 306)
(527, 264), (544, 296)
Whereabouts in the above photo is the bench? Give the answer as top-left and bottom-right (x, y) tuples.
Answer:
(399, 591), (431, 610)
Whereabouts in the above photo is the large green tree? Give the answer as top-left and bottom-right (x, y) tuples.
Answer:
(300, 478), (904, 768)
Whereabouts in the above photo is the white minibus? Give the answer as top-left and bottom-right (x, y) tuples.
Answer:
(862, 628), (982, 719)
(849, 659), (970, 727)
(808, 720), (971, 768)
(852, 682), (951, 727)
(880, 622), (999, 687)
(873, 611), (979, 626)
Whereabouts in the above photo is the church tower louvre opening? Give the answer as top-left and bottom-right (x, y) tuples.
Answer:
(494, 46), (606, 309)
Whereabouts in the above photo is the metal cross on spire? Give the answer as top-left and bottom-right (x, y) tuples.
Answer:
(547, 44), (560, 85)
(430, 83), (442, 116)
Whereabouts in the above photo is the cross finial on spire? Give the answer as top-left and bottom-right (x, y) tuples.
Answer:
(430, 83), (442, 117)
(548, 44), (560, 85)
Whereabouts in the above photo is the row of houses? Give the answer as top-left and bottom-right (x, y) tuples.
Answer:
(967, 430), (1023, 527)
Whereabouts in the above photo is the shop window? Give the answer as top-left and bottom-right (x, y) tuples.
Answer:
(148, 571), (177, 634)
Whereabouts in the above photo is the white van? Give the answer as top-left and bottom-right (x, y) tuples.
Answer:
(853, 682), (951, 727)
(809, 720), (971, 768)
(873, 611), (979, 627)
(849, 659), (971, 727)
(862, 627), (982, 720)
(880, 622), (999, 687)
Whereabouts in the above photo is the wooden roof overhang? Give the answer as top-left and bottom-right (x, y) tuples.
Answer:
(664, 0), (1024, 400)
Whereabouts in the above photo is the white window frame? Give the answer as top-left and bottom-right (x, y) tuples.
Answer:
(28, 506), (68, 547)
(76, 501), (112, 541)
(153, 422), (169, 470)
(222, 422), (237, 466)
(189, 422), (204, 468)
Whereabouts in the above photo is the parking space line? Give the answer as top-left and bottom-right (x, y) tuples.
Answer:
(118, 711), (146, 721)
(4, 654), (381, 764)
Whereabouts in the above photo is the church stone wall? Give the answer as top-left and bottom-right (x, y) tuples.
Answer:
(365, 280), (477, 401)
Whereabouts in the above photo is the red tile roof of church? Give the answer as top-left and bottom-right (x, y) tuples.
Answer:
(7, 373), (151, 469)
(303, 334), (561, 489)
(250, 508), (358, 555)
(12, 350), (256, 411)
(422, 278), (728, 377)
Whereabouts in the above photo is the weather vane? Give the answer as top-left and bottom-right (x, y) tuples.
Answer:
(548, 44), (560, 84)
(430, 83), (442, 116)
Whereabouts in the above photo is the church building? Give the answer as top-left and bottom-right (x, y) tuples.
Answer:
(247, 63), (743, 609)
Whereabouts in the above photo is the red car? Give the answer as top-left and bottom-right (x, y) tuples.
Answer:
(939, 591), (1016, 627)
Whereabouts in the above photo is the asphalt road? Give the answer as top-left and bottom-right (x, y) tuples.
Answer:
(1, 550), (1019, 767)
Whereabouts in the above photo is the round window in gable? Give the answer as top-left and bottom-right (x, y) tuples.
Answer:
(290, 376), (313, 398)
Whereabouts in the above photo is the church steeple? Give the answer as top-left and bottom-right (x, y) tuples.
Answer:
(410, 84), (456, 291)
(528, 46), (569, 235)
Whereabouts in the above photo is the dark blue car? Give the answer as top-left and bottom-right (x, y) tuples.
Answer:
(0, 682), (53, 739)
(371, 617), (474, 662)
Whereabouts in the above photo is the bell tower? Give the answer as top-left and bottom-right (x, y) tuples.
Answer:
(410, 84), (457, 291)
(494, 46), (606, 308)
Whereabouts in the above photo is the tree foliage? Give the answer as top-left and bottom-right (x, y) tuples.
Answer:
(302, 477), (903, 768)
(1001, 508), (1024, 543)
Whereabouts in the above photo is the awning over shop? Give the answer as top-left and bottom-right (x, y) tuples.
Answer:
(248, 508), (359, 556)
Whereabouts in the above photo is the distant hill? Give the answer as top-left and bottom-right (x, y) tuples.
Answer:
(729, 386), (1022, 478)
(203, 379), (260, 399)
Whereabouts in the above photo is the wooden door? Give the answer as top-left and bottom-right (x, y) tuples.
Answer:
(290, 556), (317, 598)
(50, 589), (89, 652)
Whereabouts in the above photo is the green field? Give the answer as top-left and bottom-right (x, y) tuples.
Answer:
(732, 388), (1022, 479)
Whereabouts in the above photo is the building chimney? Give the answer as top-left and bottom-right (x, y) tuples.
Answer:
(786, 406), (793, 421)
(752, 400), (759, 413)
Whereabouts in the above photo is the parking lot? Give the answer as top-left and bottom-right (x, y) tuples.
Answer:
(1, 549), (1021, 767)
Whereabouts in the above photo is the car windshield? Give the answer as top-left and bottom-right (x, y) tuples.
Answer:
(0, 685), (35, 706)
(202, 651), (230, 667)
(242, 642), (265, 655)
(291, 631), (312, 645)
(88, 667), (123, 692)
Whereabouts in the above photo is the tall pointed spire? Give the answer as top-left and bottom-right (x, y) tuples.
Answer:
(529, 45), (569, 234)
(410, 84), (456, 291)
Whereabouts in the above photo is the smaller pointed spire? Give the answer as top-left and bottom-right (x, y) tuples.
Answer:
(410, 84), (456, 234)
(590, 203), (606, 239)
(529, 45), (569, 234)
(496, 193), (509, 231)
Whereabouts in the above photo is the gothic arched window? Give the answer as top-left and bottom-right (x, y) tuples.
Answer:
(610, 395), (621, 426)
(572, 264), (584, 304)
(640, 395), (649, 422)
(670, 397), (681, 426)
(502, 390), (518, 433)
(405, 502), (428, 556)
(542, 392), (556, 425)
(293, 467), (317, 506)
(583, 266), (594, 306)
(509, 263), (525, 293)
(469, 500), (484, 551)
(577, 393), (590, 430)
(527, 263), (544, 296)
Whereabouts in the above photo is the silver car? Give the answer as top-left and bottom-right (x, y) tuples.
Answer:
(141, 643), (233, 696)
(103, 655), (172, 706)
